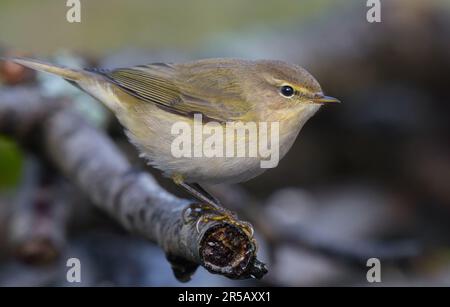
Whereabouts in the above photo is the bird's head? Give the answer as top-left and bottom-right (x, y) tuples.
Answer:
(251, 60), (340, 111)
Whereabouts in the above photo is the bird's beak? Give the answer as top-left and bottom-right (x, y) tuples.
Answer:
(312, 95), (341, 104)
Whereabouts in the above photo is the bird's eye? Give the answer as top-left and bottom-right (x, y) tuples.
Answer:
(280, 85), (295, 97)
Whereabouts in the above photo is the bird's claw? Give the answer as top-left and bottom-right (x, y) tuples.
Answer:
(182, 203), (254, 238)
(193, 208), (254, 239)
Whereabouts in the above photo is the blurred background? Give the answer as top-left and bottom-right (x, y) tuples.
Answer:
(1, 0), (450, 286)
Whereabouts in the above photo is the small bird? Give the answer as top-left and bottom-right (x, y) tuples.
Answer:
(3, 57), (339, 231)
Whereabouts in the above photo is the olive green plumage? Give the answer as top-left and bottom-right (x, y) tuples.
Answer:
(3, 57), (338, 185)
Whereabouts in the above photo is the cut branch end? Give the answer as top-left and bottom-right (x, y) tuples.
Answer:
(199, 222), (267, 279)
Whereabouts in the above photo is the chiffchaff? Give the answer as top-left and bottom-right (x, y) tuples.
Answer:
(3, 57), (339, 232)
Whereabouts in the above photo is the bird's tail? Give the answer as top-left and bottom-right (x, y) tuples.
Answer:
(1, 57), (87, 81)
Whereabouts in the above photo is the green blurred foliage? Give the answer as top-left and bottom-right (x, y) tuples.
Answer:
(0, 0), (341, 55)
(0, 136), (22, 188)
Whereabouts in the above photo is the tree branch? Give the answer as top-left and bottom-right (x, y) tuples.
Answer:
(0, 87), (267, 281)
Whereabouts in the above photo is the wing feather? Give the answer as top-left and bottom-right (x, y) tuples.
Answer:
(100, 62), (252, 122)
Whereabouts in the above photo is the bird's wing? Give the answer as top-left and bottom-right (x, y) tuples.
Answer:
(99, 63), (253, 122)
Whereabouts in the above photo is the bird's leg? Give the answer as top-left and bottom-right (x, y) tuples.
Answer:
(173, 175), (253, 238)
(178, 182), (224, 211)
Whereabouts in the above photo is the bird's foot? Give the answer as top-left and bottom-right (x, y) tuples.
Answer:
(182, 203), (254, 239)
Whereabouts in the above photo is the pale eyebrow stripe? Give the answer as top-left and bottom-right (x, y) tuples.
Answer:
(269, 76), (314, 96)
(293, 85), (314, 97)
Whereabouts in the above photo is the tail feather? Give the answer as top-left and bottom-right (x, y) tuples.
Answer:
(1, 56), (123, 113)
(0, 57), (85, 81)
